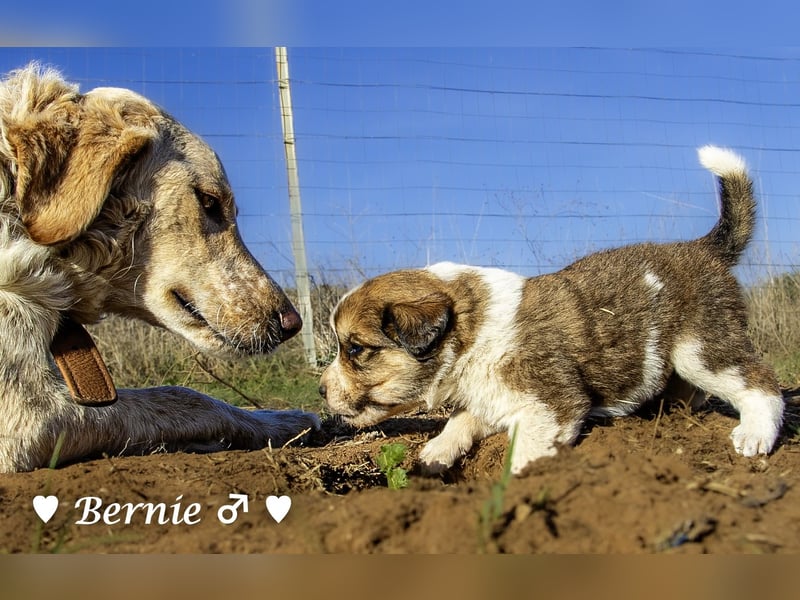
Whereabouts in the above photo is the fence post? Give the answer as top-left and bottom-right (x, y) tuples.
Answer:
(275, 46), (317, 367)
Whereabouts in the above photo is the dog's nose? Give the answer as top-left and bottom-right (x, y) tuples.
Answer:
(279, 309), (302, 341)
(318, 383), (327, 399)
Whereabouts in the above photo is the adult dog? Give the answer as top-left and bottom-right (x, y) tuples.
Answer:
(319, 146), (785, 475)
(0, 63), (319, 472)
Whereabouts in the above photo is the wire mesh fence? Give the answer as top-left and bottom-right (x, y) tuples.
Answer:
(1, 47), (797, 288)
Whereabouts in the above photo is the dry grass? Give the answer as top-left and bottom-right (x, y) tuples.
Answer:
(303, 281), (347, 365)
(746, 270), (800, 386)
(85, 280), (348, 412)
(87, 317), (322, 412)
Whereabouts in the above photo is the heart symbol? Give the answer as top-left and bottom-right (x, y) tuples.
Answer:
(33, 495), (59, 523)
(265, 495), (291, 523)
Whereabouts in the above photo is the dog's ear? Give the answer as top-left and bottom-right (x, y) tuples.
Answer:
(6, 87), (157, 245)
(382, 292), (453, 359)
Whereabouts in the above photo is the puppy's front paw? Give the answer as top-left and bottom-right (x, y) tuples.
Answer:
(509, 444), (557, 475)
(418, 435), (463, 475)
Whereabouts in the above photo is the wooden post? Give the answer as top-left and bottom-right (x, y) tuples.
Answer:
(275, 46), (317, 367)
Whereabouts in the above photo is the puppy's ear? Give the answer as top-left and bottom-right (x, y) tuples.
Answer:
(382, 292), (453, 358)
(6, 87), (157, 245)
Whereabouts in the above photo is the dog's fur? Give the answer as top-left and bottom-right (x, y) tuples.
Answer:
(0, 63), (319, 472)
(320, 145), (785, 475)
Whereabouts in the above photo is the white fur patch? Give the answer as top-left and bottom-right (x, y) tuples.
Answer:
(697, 145), (747, 177)
(672, 338), (783, 456)
(673, 339), (742, 399)
(0, 217), (73, 330)
(426, 262), (525, 413)
(425, 261), (466, 281)
(643, 270), (664, 293)
(505, 402), (566, 474)
(635, 329), (664, 400)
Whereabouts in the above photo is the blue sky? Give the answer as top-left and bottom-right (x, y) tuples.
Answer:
(3, 1), (799, 46)
(1, 6), (798, 287)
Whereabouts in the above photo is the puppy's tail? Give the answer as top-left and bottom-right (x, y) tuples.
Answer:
(697, 145), (756, 266)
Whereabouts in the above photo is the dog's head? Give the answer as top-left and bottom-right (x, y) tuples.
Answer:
(319, 269), (458, 426)
(0, 63), (300, 355)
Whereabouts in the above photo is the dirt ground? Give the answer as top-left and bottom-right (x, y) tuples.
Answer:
(2, 388), (799, 554)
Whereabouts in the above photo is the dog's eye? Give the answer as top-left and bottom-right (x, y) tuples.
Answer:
(195, 190), (224, 223)
(347, 344), (364, 358)
(196, 190), (216, 210)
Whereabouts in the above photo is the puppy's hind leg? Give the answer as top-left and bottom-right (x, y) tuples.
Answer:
(672, 339), (784, 456)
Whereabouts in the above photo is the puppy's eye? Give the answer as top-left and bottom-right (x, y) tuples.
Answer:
(347, 344), (364, 358)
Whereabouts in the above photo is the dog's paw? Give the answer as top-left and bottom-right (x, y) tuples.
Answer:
(251, 409), (321, 447)
(728, 393), (784, 457)
(182, 439), (230, 453)
(731, 407), (782, 457)
(731, 420), (780, 457)
(418, 436), (462, 475)
(509, 444), (557, 475)
(253, 408), (321, 429)
(418, 458), (451, 476)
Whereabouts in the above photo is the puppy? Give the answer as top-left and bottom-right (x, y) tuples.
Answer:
(320, 146), (785, 475)
(0, 63), (319, 472)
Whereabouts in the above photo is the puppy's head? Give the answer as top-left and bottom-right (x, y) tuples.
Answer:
(0, 63), (300, 356)
(319, 270), (455, 427)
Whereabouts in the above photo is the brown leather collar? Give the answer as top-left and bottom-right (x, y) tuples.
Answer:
(50, 316), (118, 406)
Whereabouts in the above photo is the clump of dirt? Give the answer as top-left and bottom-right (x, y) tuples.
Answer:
(1, 391), (798, 553)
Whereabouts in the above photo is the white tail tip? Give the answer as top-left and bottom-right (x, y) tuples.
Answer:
(698, 145), (748, 177)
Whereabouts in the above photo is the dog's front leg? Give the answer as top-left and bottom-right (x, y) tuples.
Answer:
(419, 409), (499, 475)
(504, 400), (585, 475)
(53, 387), (320, 465)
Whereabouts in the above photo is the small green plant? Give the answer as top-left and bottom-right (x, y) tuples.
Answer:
(376, 443), (408, 490)
(478, 428), (517, 551)
(31, 432), (67, 553)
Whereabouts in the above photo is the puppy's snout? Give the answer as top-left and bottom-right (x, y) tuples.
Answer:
(278, 308), (302, 341)
(319, 366), (332, 401)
